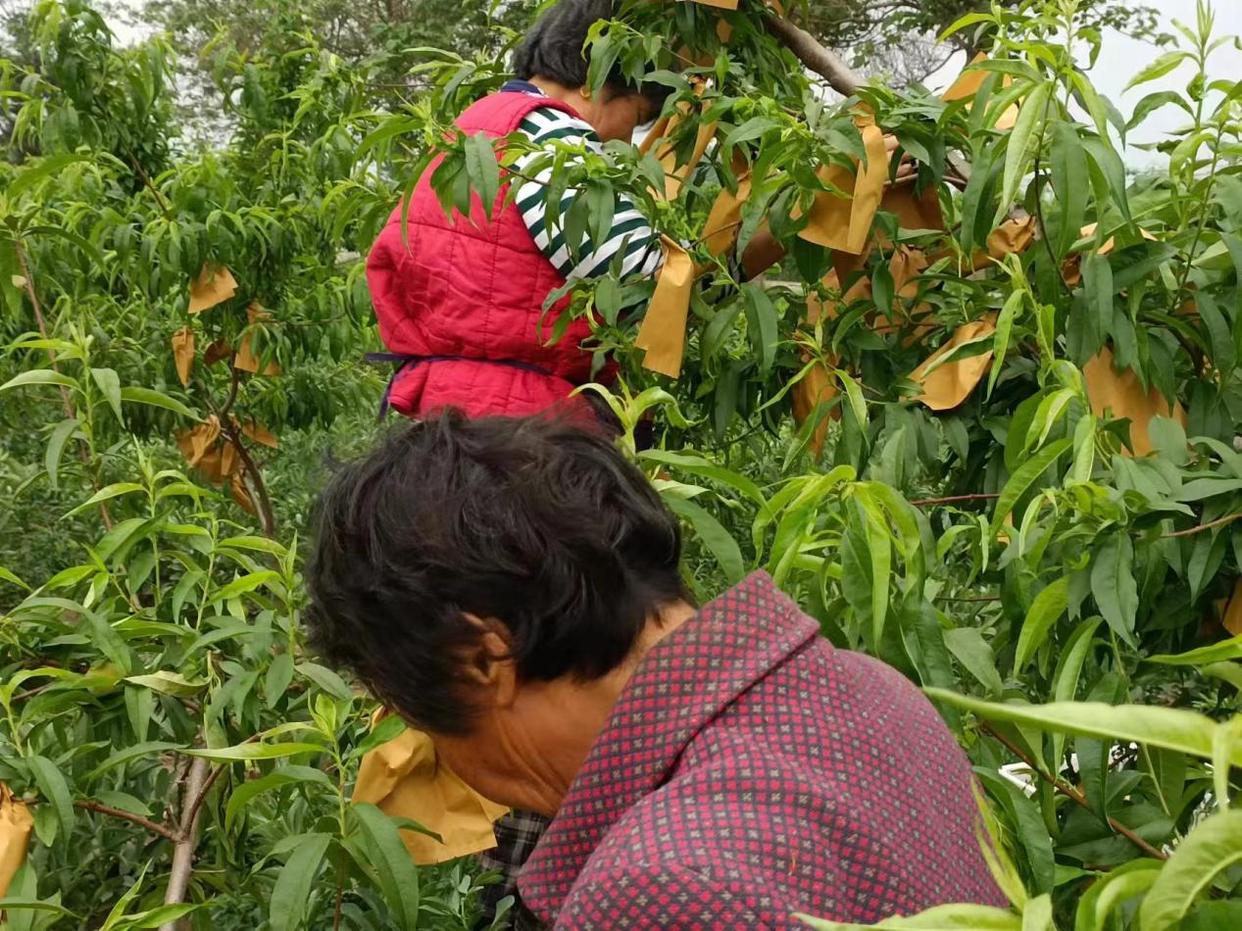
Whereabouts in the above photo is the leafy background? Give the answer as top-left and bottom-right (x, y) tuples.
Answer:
(1, 0), (1241, 928)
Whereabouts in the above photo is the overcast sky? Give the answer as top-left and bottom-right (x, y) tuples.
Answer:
(928, 0), (1242, 165)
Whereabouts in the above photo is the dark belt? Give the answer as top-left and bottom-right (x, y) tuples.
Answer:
(364, 352), (557, 418)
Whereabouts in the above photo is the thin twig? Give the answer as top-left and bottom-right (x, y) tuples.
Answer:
(937, 594), (1002, 603)
(207, 367), (277, 537)
(15, 240), (114, 531)
(125, 149), (173, 218)
(73, 799), (180, 843)
(182, 762), (227, 832)
(1162, 511), (1242, 539)
(979, 723), (1168, 861)
(909, 492), (1001, 507)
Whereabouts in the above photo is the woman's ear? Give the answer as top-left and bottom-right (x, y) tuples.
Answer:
(459, 615), (519, 709)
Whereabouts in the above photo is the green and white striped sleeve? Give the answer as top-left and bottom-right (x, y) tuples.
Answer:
(512, 106), (665, 282)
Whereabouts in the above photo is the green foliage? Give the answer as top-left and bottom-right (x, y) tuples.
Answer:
(1, 0), (1241, 928)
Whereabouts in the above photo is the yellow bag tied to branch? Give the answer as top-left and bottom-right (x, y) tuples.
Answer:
(796, 113), (890, 255)
(635, 238), (696, 378)
(0, 782), (32, 899)
(701, 167), (752, 258)
(639, 84), (716, 201)
(1083, 346), (1187, 457)
(909, 315), (999, 412)
(942, 53), (1019, 131)
(1222, 579), (1242, 637)
(353, 714), (508, 865)
(235, 303), (281, 376)
(171, 326), (195, 387)
(188, 263), (237, 314)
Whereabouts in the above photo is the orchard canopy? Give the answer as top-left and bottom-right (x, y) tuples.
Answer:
(2, 0), (1242, 928)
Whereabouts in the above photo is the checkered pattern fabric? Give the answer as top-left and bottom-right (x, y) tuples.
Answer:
(518, 572), (1004, 929)
(477, 810), (551, 930)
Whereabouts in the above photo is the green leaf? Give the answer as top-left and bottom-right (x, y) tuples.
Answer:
(119, 387), (196, 419)
(1075, 860), (1162, 931)
(210, 570), (280, 603)
(1049, 122), (1089, 256)
(1082, 253), (1114, 345)
(188, 741), (325, 761)
(1014, 577), (1069, 673)
(1082, 136), (1131, 222)
(7, 153), (90, 199)
(64, 483), (145, 518)
(944, 628), (1004, 696)
(1090, 536), (1139, 646)
(664, 494), (746, 584)
(225, 766), (332, 832)
(297, 662), (354, 700)
(270, 833), (332, 931)
(1001, 82), (1050, 212)
(1201, 662), (1242, 690)
(1124, 51), (1190, 91)
(217, 534), (288, 557)
(264, 652), (295, 708)
(723, 116), (778, 148)
(1127, 91), (1190, 132)
(44, 418), (81, 491)
(742, 282), (779, 375)
(109, 903), (199, 929)
(351, 713), (408, 762)
(797, 903), (1021, 930)
(988, 291), (1024, 398)
(1197, 293), (1235, 375)
(29, 755), (74, 846)
(350, 803), (421, 927)
(991, 439), (1071, 533)
(1138, 810), (1242, 931)
(87, 741), (185, 780)
(463, 132), (500, 218)
(123, 671), (207, 697)
(0, 370), (78, 393)
(1021, 894), (1053, 931)
(638, 449), (768, 510)
(90, 368), (124, 424)
(923, 691), (1233, 764)
(0, 566), (29, 590)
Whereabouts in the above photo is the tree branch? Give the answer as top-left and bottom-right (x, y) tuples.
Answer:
(765, 15), (861, 98)
(979, 723), (1168, 862)
(909, 493), (1001, 507)
(73, 799), (180, 843)
(160, 756), (211, 931)
(1163, 512), (1242, 539)
(15, 240), (114, 531)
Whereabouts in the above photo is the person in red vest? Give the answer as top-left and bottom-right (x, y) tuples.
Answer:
(366, 0), (779, 423)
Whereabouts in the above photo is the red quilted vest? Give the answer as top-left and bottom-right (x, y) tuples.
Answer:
(366, 91), (603, 419)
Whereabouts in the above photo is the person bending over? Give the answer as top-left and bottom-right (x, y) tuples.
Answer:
(306, 413), (1005, 929)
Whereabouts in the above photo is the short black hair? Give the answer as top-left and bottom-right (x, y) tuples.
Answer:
(305, 413), (686, 735)
(513, 0), (668, 106)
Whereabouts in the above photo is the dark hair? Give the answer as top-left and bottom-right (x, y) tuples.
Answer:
(513, 0), (668, 107)
(305, 413), (686, 735)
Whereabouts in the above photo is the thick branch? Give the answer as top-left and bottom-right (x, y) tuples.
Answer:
(765, 16), (861, 98)
(161, 756), (211, 930)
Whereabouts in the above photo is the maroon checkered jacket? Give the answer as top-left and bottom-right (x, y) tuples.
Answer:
(518, 572), (1004, 929)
